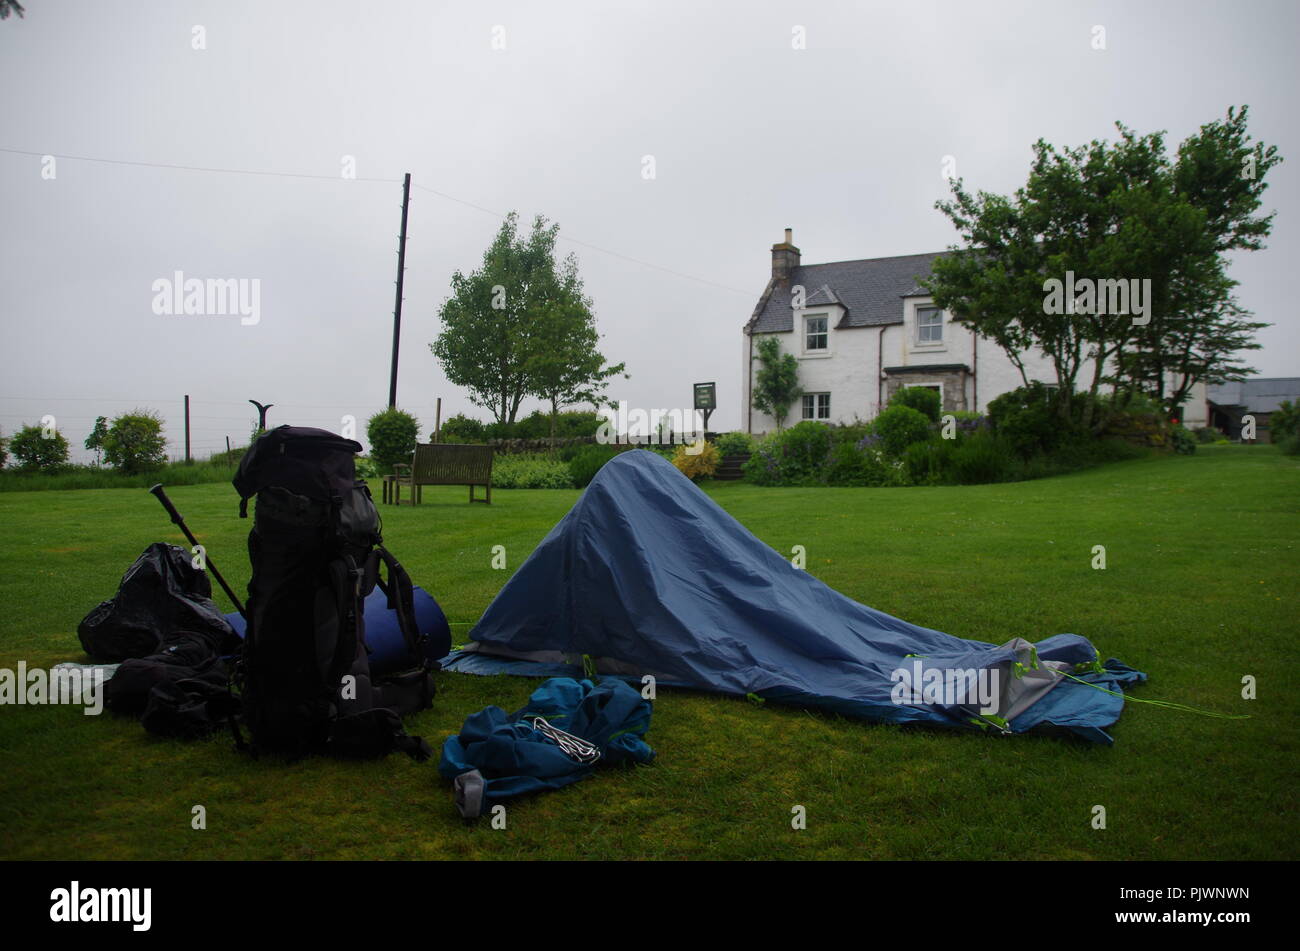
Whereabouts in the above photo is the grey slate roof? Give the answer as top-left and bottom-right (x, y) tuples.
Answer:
(747, 250), (949, 334)
(1207, 378), (1300, 413)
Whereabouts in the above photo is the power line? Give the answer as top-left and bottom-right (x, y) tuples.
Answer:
(0, 146), (398, 184)
(1, 145), (755, 298)
(410, 182), (753, 296)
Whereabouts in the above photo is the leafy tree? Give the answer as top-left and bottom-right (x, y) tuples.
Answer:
(10, 423), (71, 471)
(104, 410), (167, 474)
(366, 407), (421, 473)
(0, 430), (8, 469)
(926, 106), (1279, 429)
(433, 212), (578, 426)
(750, 336), (802, 430)
(84, 416), (109, 466)
(525, 257), (627, 448)
(0, 2), (25, 22)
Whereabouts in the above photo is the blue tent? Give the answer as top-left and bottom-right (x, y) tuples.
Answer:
(443, 451), (1146, 744)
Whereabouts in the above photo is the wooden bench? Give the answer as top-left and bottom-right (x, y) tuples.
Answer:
(390, 443), (493, 505)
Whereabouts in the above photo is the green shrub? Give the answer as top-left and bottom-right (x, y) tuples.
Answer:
(10, 423), (72, 471)
(492, 453), (575, 489)
(1030, 435), (1147, 476)
(741, 439), (781, 485)
(713, 431), (756, 457)
(509, 410), (605, 441)
(1103, 409), (1172, 450)
(511, 412), (550, 440)
(949, 432), (1019, 484)
(1170, 425), (1197, 455)
(871, 405), (933, 457)
(1270, 400), (1299, 445)
(1193, 426), (1220, 444)
(556, 411), (605, 438)
(0, 431), (7, 470)
(890, 386), (942, 422)
(208, 445), (247, 466)
(354, 456), (380, 479)
(739, 421), (835, 485)
(902, 436), (954, 485)
(776, 421), (836, 480)
(367, 407), (421, 473)
(438, 413), (486, 443)
(826, 439), (906, 486)
(104, 410), (167, 474)
(568, 444), (622, 487)
(0, 459), (238, 492)
(483, 420), (517, 441)
(741, 422), (902, 486)
(833, 422), (874, 447)
(986, 382), (1071, 457)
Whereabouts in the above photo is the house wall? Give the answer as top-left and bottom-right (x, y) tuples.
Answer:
(746, 295), (1076, 433)
(746, 304), (885, 431)
(743, 291), (1215, 435)
(1174, 380), (1208, 428)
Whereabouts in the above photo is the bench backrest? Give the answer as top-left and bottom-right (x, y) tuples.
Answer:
(409, 443), (493, 485)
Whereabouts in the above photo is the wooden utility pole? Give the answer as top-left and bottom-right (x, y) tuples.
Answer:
(183, 394), (191, 462)
(388, 173), (412, 409)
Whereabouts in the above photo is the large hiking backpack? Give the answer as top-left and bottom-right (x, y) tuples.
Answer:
(232, 425), (435, 760)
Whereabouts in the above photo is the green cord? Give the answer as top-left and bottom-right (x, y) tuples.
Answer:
(1053, 668), (1250, 720)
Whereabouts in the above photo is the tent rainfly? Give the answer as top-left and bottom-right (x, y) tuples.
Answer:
(443, 451), (1146, 744)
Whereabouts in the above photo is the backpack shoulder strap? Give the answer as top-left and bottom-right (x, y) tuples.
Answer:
(369, 546), (425, 665)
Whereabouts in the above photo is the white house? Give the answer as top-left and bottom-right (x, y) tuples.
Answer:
(742, 229), (1207, 432)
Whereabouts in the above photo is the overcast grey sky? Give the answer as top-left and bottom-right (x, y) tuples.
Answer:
(2, 0), (1297, 461)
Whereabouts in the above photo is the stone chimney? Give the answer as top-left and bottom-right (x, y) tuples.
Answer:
(771, 227), (800, 285)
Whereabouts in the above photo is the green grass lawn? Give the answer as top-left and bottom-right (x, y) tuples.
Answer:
(1, 445), (1295, 860)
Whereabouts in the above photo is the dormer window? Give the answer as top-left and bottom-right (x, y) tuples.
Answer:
(917, 306), (943, 344)
(805, 314), (828, 351)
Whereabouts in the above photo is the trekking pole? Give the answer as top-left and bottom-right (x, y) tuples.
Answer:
(148, 483), (247, 619)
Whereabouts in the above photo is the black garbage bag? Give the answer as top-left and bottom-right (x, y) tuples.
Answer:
(78, 542), (238, 662)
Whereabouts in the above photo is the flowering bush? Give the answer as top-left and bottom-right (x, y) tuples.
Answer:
(672, 441), (720, 481)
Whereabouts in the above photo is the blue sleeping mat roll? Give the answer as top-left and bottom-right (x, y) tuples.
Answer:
(225, 585), (452, 676)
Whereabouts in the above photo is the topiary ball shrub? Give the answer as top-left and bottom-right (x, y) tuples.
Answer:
(367, 407), (421, 473)
(871, 405), (933, 457)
